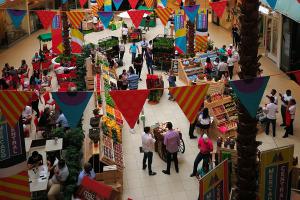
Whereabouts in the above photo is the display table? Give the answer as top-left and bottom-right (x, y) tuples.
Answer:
(178, 59), (203, 85)
(152, 123), (184, 162)
(28, 165), (49, 192)
(146, 74), (164, 104)
(128, 28), (142, 42)
(45, 138), (63, 152)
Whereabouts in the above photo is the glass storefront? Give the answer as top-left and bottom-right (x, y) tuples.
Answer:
(263, 15), (279, 62)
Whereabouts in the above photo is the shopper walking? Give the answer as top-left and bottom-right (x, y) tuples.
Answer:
(188, 106), (203, 139)
(205, 57), (213, 76)
(144, 15), (151, 31)
(232, 24), (239, 47)
(196, 108), (211, 136)
(217, 57), (228, 81)
(144, 48), (154, 74)
(140, 38), (149, 57)
(121, 70), (128, 90)
(266, 89), (278, 105)
(279, 90), (293, 126)
(283, 99), (296, 138)
(121, 24), (128, 43)
(134, 54), (143, 81)
(190, 134), (213, 177)
(162, 122), (180, 175)
(167, 69), (176, 101)
(264, 97), (278, 137)
(227, 54), (235, 80)
(129, 42), (139, 64)
(119, 41), (125, 61)
(127, 66), (139, 90)
(141, 127), (157, 176)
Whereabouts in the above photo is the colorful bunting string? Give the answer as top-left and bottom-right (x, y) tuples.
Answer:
(229, 76), (270, 118)
(113, 0), (124, 10)
(155, 7), (173, 26)
(127, 10), (146, 28)
(7, 9), (26, 29)
(98, 11), (113, 29)
(0, 91), (32, 128)
(104, 0), (112, 11)
(66, 11), (85, 28)
(35, 10), (57, 29)
(109, 90), (149, 128)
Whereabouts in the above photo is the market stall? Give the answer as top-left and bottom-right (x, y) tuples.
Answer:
(138, 6), (156, 28)
(128, 27), (142, 42)
(98, 36), (119, 59)
(146, 74), (164, 104)
(152, 35), (174, 71)
(152, 122), (185, 162)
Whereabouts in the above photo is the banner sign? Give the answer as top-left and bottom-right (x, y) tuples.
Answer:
(196, 10), (208, 32)
(199, 159), (229, 200)
(0, 115), (26, 169)
(258, 145), (294, 200)
(174, 14), (184, 31)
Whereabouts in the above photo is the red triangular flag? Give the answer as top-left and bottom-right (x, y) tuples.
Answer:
(0, 91), (32, 127)
(209, 0), (227, 18)
(79, 0), (88, 8)
(169, 85), (209, 123)
(128, 0), (139, 9)
(127, 10), (146, 28)
(109, 90), (149, 128)
(35, 10), (56, 29)
(294, 70), (300, 85)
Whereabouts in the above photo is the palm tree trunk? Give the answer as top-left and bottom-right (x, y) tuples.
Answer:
(235, 0), (261, 199)
(186, 0), (195, 55)
(62, 2), (71, 57)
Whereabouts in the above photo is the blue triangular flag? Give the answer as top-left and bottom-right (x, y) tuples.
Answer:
(229, 76), (270, 118)
(113, 0), (124, 10)
(98, 12), (113, 29)
(7, 9), (26, 29)
(183, 5), (199, 23)
(266, 0), (277, 9)
(51, 92), (93, 128)
(175, 36), (186, 54)
(161, 0), (167, 7)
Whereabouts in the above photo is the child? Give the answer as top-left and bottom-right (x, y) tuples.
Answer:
(168, 69), (176, 101)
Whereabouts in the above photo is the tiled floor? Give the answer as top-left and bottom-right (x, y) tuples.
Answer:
(1, 16), (300, 200)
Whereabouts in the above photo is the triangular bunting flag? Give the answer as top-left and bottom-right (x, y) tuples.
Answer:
(79, 0), (88, 7)
(91, 5), (99, 16)
(293, 70), (300, 85)
(175, 36), (186, 54)
(127, 10), (146, 28)
(266, 0), (277, 9)
(109, 90), (149, 128)
(161, 0), (167, 7)
(113, 0), (124, 10)
(183, 5), (199, 23)
(229, 76), (270, 118)
(98, 12), (113, 29)
(128, 0), (139, 9)
(166, 0), (180, 11)
(7, 9), (26, 29)
(209, 0), (227, 18)
(104, 0), (112, 11)
(66, 11), (85, 28)
(195, 34), (208, 52)
(97, 0), (104, 8)
(155, 8), (173, 26)
(51, 92), (93, 128)
(0, 91), (32, 127)
(145, 0), (153, 8)
(169, 85), (209, 123)
(0, 171), (30, 199)
(36, 10), (57, 29)
(71, 28), (84, 53)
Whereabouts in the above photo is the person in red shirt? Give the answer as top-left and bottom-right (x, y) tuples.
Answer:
(190, 134), (213, 177)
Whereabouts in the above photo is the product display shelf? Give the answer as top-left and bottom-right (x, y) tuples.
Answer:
(205, 95), (237, 137)
(178, 60), (204, 85)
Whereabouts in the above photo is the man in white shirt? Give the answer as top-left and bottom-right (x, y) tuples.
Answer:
(217, 58), (228, 80)
(279, 90), (293, 126)
(266, 89), (278, 105)
(140, 38), (148, 57)
(283, 99), (296, 138)
(141, 127), (156, 176)
(121, 25), (128, 44)
(264, 97), (278, 137)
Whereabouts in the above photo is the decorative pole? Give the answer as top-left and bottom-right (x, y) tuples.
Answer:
(61, 1), (71, 57)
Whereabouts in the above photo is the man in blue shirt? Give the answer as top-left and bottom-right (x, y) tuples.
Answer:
(56, 111), (70, 130)
(129, 42), (140, 64)
(77, 163), (96, 185)
(127, 66), (139, 90)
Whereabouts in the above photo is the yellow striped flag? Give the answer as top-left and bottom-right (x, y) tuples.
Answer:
(155, 8), (173, 26)
(169, 84), (209, 123)
(57, 42), (65, 53)
(66, 11), (85, 28)
(195, 35), (208, 52)
(97, 0), (104, 8)
(0, 171), (31, 200)
(0, 91), (32, 127)
(145, 0), (153, 8)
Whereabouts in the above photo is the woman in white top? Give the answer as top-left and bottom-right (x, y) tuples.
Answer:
(196, 108), (211, 136)
(121, 25), (128, 43)
(227, 54), (235, 79)
(283, 99), (296, 138)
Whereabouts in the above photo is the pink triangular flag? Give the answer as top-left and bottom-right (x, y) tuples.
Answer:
(35, 10), (56, 29)
(209, 0), (227, 18)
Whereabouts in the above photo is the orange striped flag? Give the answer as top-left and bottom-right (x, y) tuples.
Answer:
(97, 0), (104, 8)
(0, 171), (31, 200)
(155, 8), (173, 26)
(91, 5), (99, 16)
(0, 91), (32, 127)
(169, 84), (209, 123)
(195, 35), (208, 52)
(67, 11), (85, 28)
(145, 0), (153, 8)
